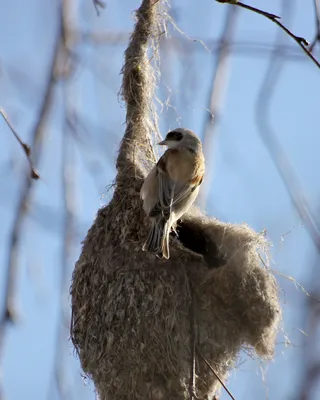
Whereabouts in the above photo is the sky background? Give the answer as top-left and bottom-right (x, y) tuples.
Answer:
(0, 0), (320, 399)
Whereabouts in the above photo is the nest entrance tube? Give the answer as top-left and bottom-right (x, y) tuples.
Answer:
(175, 218), (227, 268)
(70, 1), (281, 399)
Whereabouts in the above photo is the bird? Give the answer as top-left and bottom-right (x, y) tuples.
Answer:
(140, 128), (205, 259)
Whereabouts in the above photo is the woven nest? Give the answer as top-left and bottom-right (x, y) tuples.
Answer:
(70, 1), (281, 399)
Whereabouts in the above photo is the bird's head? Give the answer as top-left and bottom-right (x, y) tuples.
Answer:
(157, 128), (201, 151)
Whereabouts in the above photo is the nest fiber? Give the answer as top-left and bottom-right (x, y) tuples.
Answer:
(70, 1), (281, 399)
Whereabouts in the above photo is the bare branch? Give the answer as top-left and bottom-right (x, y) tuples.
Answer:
(93, 0), (106, 16)
(216, 0), (320, 69)
(0, 14), (62, 399)
(0, 109), (40, 180)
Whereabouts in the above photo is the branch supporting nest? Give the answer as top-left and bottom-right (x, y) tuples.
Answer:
(116, 0), (164, 182)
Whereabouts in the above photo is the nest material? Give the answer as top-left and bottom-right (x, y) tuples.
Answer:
(70, 1), (281, 399)
(71, 193), (280, 400)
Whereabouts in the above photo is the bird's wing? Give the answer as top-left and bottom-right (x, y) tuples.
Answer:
(140, 166), (159, 215)
(153, 151), (204, 217)
(151, 154), (174, 219)
(172, 173), (204, 205)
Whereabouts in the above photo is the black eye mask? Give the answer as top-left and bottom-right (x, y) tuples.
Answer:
(166, 130), (183, 141)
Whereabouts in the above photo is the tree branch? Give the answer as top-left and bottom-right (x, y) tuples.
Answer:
(0, 109), (40, 180)
(0, 13), (62, 400)
(93, 0), (106, 16)
(216, 0), (320, 69)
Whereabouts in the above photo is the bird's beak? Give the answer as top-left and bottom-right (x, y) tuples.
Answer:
(157, 140), (167, 146)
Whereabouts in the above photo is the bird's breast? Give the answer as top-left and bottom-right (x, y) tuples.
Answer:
(166, 149), (204, 184)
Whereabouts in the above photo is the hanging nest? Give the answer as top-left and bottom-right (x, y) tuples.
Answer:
(70, 1), (281, 399)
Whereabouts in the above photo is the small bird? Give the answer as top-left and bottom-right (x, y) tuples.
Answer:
(140, 128), (205, 259)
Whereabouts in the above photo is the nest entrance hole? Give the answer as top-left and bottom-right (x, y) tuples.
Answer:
(174, 219), (227, 268)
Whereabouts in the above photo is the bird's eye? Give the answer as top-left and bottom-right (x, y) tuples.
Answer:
(166, 130), (183, 141)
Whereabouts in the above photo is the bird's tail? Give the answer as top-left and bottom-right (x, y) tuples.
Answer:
(143, 217), (170, 259)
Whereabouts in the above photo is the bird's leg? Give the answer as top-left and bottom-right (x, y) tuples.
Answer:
(172, 226), (178, 235)
(171, 226), (179, 238)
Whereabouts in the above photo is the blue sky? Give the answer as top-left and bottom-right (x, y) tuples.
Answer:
(0, 0), (320, 399)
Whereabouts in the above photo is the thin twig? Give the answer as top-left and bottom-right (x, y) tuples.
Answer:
(197, 352), (236, 400)
(0, 109), (40, 180)
(93, 0), (106, 16)
(216, 0), (320, 69)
